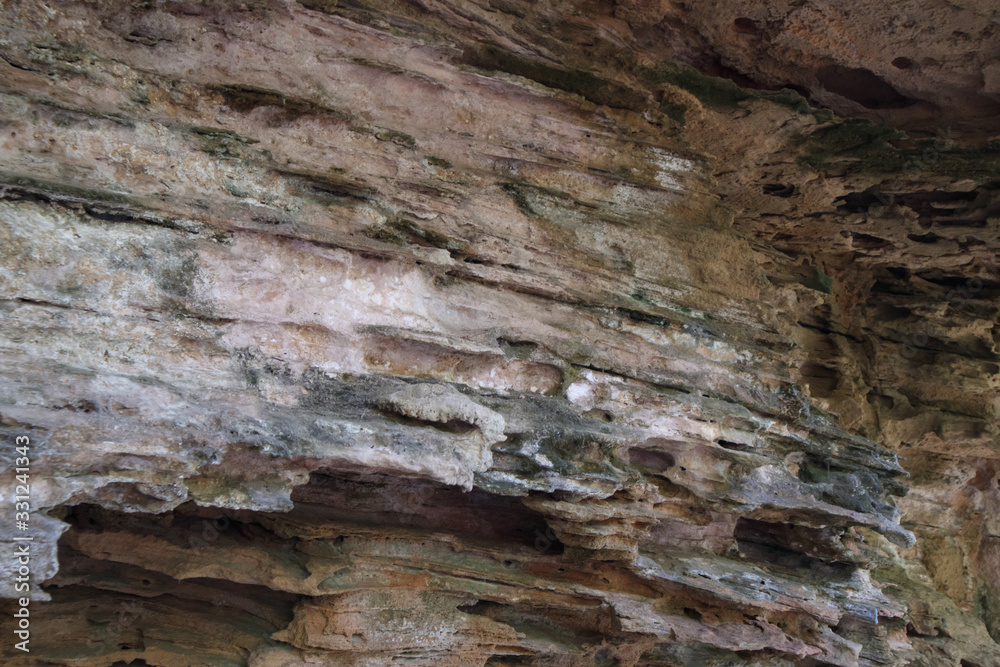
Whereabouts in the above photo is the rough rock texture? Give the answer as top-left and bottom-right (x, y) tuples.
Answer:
(0, 0), (997, 665)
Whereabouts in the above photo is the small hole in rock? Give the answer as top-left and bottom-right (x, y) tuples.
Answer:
(763, 183), (796, 198)
(627, 447), (676, 471)
(718, 439), (748, 451)
(733, 17), (759, 34)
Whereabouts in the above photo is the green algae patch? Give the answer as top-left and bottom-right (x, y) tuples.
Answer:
(909, 140), (1000, 181)
(425, 155), (453, 169)
(364, 226), (409, 246)
(500, 181), (539, 217)
(461, 45), (648, 112)
(658, 98), (688, 127)
(640, 63), (752, 110)
(640, 62), (825, 117)
(191, 125), (261, 158)
(499, 180), (583, 220)
(26, 40), (102, 75)
(799, 118), (1000, 179)
(636, 59), (1000, 180)
(373, 128), (417, 148)
(800, 266), (834, 294)
(629, 287), (652, 304)
(798, 119), (904, 170)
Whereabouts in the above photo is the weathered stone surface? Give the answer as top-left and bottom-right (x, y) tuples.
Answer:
(0, 0), (997, 665)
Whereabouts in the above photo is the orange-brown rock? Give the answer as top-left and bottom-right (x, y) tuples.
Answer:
(0, 1), (997, 665)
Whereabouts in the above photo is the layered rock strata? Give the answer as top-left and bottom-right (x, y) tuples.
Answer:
(0, 1), (997, 665)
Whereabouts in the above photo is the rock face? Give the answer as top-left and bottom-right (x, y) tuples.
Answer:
(0, 1), (997, 665)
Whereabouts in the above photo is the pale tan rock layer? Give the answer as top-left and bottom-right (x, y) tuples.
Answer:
(0, 0), (997, 665)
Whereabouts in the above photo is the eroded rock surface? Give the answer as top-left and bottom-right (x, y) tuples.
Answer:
(0, 0), (997, 665)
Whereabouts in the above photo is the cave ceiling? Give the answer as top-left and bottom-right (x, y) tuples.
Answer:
(0, 1), (998, 665)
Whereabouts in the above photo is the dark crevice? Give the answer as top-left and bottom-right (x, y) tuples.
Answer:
(816, 64), (918, 109)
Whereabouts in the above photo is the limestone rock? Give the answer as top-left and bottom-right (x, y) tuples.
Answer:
(0, 0), (998, 665)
